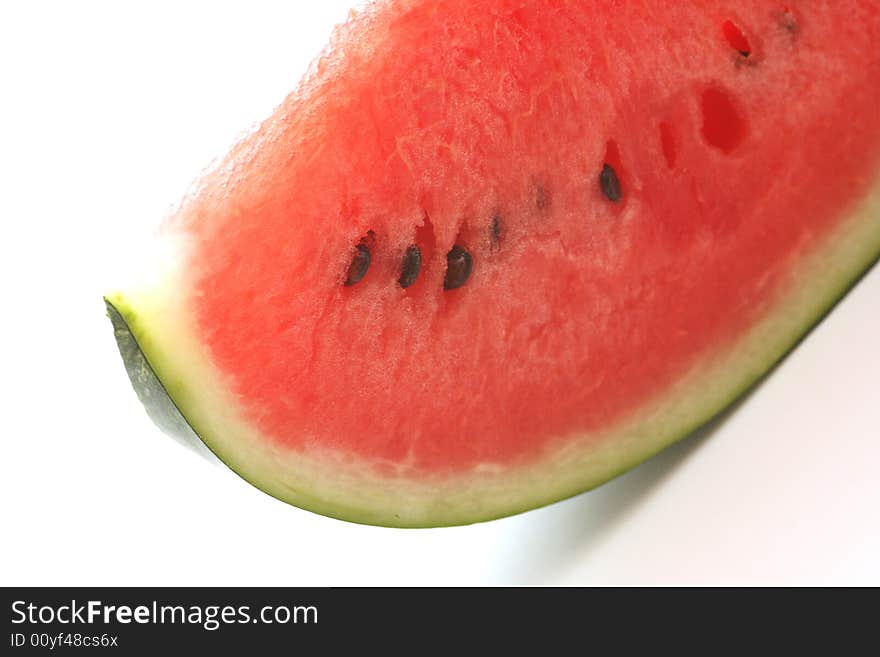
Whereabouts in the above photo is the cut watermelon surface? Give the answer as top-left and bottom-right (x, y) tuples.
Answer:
(106, 0), (880, 526)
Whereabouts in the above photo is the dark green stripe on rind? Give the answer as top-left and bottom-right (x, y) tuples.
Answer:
(105, 298), (218, 462)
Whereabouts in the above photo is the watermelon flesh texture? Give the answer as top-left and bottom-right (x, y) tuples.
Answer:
(107, 0), (880, 526)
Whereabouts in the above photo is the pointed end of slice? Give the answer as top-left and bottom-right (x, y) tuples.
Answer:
(105, 294), (217, 461)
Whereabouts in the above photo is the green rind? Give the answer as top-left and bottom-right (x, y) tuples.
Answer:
(579, 251), (880, 490)
(105, 292), (376, 524)
(105, 180), (880, 527)
(106, 299), (215, 461)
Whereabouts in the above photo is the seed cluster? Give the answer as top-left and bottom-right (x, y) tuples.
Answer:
(342, 12), (767, 291)
(342, 161), (623, 289)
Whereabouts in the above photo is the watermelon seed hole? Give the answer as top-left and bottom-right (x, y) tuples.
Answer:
(700, 86), (747, 153)
(535, 184), (549, 211)
(412, 211), (437, 289)
(778, 7), (799, 34)
(659, 122), (677, 169)
(722, 20), (751, 57)
(490, 214), (502, 248)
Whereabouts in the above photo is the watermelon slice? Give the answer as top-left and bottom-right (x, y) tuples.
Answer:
(106, 0), (880, 527)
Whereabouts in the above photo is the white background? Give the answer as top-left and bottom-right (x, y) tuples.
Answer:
(1, 1), (878, 586)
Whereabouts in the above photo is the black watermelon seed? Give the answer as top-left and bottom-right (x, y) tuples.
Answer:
(490, 215), (502, 245)
(344, 242), (371, 286)
(599, 163), (622, 202)
(444, 245), (473, 290)
(399, 244), (422, 288)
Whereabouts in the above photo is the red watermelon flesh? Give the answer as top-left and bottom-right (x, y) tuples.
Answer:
(106, 0), (880, 526)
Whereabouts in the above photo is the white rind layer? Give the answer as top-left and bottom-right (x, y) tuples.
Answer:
(107, 178), (880, 527)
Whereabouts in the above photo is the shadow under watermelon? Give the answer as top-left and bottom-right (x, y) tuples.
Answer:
(483, 392), (753, 584)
